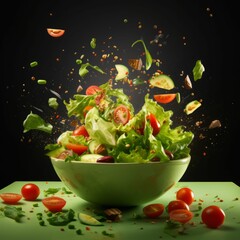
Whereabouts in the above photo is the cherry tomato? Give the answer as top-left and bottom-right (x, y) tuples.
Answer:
(47, 28), (65, 37)
(143, 203), (165, 218)
(21, 183), (40, 201)
(72, 125), (89, 138)
(42, 196), (66, 212)
(169, 209), (193, 223)
(83, 105), (93, 117)
(167, 200), (190, 213)
(113, 105), (130, 125)
(86, 85), (102, 95)
(201, 205), (225, 228)
(147, 113), (161, 135)
(154, 93), (176, 104)
(176, 187), (194, 205)
(0, 193), (22, 204)
(65, 143), (88, 155)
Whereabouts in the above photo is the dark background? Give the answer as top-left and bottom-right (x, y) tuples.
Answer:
(2, 1), (238, 189)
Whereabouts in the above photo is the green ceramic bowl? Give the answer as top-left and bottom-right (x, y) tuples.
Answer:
(51, 155), (191, 206)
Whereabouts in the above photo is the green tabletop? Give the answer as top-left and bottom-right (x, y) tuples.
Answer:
(0, 181), (239, 240)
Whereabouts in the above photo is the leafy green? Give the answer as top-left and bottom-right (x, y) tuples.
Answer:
(90, 38), (96, 49)
(2, 206), (25, 222)
(48, 97), (59, 110)
(47, 209), (75, 226)
(192, 60), (205, 81)
(23, 112), (53, 134)
(131, 39), (152, 70)
(79, 62), (105, 78)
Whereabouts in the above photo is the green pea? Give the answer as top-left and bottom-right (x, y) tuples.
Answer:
(30, 61), (38, 67)
(37, 79), (47, 85)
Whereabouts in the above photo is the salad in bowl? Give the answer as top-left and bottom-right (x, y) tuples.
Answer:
(45, 80), (194, 163)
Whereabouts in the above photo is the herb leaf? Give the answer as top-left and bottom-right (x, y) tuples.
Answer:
(3, 206), (25, 222)
(47, 209), (75, 226)
(131, 39), (152, 70)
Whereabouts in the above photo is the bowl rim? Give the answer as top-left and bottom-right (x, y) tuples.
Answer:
(50, 155), (191, 165)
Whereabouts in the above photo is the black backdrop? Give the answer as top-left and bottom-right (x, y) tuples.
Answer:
(2, 0), (238, 189)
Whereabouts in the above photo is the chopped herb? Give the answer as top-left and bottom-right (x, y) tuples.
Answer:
(2, 206), (25, 222)
(90, 38), (96, 49)
(47, 209), (75, 226)
(76, 229), (83, 235)
(102, 230), (115, 237)
(33, 203), (39, 207)
(62, 187), (72, 194)
(68, 224), (75, 229)
(44, 187), (61, 197)
(76, 59), (82, 65)
(39, 220), (45, 226)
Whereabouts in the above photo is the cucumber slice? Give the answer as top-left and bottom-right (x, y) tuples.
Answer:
(149, 74), (175, 90)
(184, 100), (201, 115)
(78, 213), (104, 226)
(115, 64), (129, 81)
(80, 153), (103, 163)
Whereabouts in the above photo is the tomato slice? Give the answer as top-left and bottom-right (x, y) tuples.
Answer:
(154, 93), (176, 104)
(201, 205), (225, 228)
(143, 203), (165, 218)
(147, 113), (161, 135)
(169, 209), (193, 223)
(65, 143), (88, 155)
(86, 85), (102, 95)
(0, 193), (22, 204)
(42, 196), (66, 212)
(72, 125), (89, 138)
(113, 105), (130, 125)
(47, 28), (65, 38)
(176, 187), (194, 205)
(21, 183), (40, 201)
(167, 200), (190, 213)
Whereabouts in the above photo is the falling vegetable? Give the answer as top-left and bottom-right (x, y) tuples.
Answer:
(131, 39), (152, 70)
(192, 60), (205, 81)
(48, 97), (59, 110)
(90, 38), (97, 49)
(23, 112), (53, 134)
(79, 62), (106, 78)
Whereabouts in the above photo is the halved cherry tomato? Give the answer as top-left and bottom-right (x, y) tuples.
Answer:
(143, 203), (165, 218)
(169, 209), (193, 223)
(113, 105), (130, 125)
(42, 196), (66, 212)
(21, 183), (40, 201)
(167, 200), (190, 213)
(147, 113), (161, 135)
(0, 193), (22, 204)
(176, 187), (194, 205)
(65, 143), (88, 155)
(83, 105), (93, 117)
(154, 93), (176, 104)
(201, 205), (225, 228)
(72, 125), (89, 138)
(86, 85), (102, 95)
(47, 28), (65, 38)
